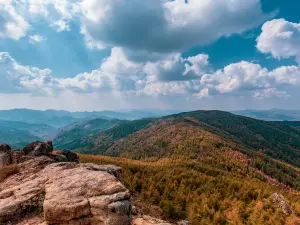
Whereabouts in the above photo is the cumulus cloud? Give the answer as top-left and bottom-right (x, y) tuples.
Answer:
(257, 19), (300, 63)
(144, 53), (211, 82)
(80, 0), (271, 56)
(51, 19), (70, 32)
(198, 61), (300, 98)
(0, 0), (29, 40)
(0, 52), (57, 94)
(2, 49), (300, 101)
(29, 34), (46, 44)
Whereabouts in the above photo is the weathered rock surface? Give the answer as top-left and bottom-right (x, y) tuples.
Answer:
(0, 142), (131, 225)
(132, 215), (172, 225)
(0, 142), (175, 225)
(271, 193), (294, 216)
(0, 156), (131, 225)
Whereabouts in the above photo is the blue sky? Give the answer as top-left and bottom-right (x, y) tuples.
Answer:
(0, 0), (300, 111)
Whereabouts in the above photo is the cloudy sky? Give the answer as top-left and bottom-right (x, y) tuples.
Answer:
(1, 0), (300, 111)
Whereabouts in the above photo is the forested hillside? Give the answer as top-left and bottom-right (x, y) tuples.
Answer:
(0, 120), (57, 148)
(80, 154), (300, 225)
(53, 118), (123, 150)
(77, 111), (300, 167)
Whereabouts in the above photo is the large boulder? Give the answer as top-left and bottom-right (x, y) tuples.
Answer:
(28, 142), (53, 157)
(81, 163), (122, 181)
(22, 141), (42, 154)
(0, 157), (131, 225)
(0, 144), (12, 167)
(22, 141), (54, 156)
(50, 150), (79, 163)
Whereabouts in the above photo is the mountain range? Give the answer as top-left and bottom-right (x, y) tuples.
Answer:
(76, 110), (300, 224)
(0, 109), (178, 127)
(1, 109), (299, 224)
(232, 109), (300, 121)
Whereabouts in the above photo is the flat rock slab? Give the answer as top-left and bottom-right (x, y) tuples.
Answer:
(0, 157), (131, 225)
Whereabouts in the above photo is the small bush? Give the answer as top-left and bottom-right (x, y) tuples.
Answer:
(0, 164), (19, 182)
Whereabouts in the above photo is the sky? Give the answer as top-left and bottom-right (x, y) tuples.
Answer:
(0, 0), (300, 111)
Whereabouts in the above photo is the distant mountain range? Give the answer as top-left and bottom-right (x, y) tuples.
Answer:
(0, 120), (57, 148)
(232, 109), (300, 121)
(2, 108), (300, 150)
(0, 109), (178, 128)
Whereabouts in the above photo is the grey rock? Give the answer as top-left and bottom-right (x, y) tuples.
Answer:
(271, 193), (294, 216)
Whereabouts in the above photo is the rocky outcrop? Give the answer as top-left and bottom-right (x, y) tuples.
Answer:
(0, 156), (131, 224)
(0, 141), (177, 225)
(50, 150), (79, 163)
(0, 141), (79, 167)
(271, 193), (294, 216)
(24, 141), (53, 156)
(0, 142), (131, 224)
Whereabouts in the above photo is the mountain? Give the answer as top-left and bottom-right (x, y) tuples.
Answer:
(0, 120), (57, 140)
(0, 120), (57, 148)
(0, 109), (177, 127)
(0, 127), (41, 148)
(1, 110), (300, 224)
(77, 111), (300, 224)
(232, 109), (300, 121)
(53, 118), (154, 151)
(0, 109), (80, 127)
(77, 111), (300, 167)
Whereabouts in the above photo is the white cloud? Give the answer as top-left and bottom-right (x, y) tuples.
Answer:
(257, 19), (300, 63)
(144, 53), (211, 82)
(2, 48), (300, 101)
(0, 52), (57, 94)
(29, 34), (46, 43)
(80, 0), (271, 57)
(51, 19), (70, 32)
(141, 81), (196, 97)
(0, 0), (29, 40)
(198, 61), (300, 98)
(16, 0), (78, 33)
(24, 0), (75, 19)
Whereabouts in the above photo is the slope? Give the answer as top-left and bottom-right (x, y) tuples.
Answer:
(53, 118), (125, 150)
(0, 128), (41, 148)
(0, 120), (57, 140)
(172, 110), (300, 167)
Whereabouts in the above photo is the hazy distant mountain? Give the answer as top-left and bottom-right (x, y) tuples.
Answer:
(232, 109), (300, 121)
(53, 118), (123, 150)
(0, 109), (178, 127)
(0, 120), (57, 140)
(0, 109), (80, 127)
(0, 120), (58, 148)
